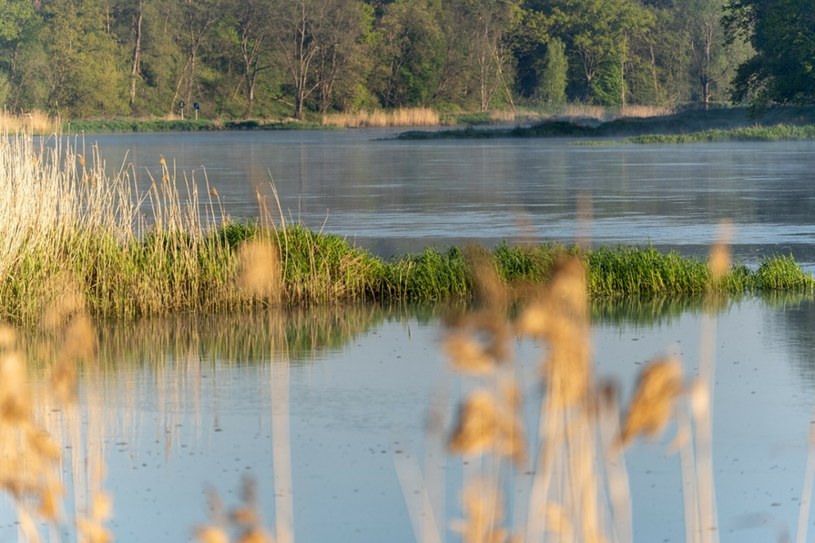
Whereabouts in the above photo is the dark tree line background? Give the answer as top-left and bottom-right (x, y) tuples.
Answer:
(0, 0), (805, 119)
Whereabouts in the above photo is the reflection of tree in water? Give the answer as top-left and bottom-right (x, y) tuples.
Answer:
(766, 295), (815, 387)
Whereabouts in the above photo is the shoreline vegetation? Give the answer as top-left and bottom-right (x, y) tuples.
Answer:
(1, 133), (812, 325)
(7, 105), (815, 143)
(396, 105), (815, 141)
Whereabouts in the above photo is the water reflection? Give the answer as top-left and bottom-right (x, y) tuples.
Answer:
(3, 298), (815, 542)
(765, 296), (815, 387)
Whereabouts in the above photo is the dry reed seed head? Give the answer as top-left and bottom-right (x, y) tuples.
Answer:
(76, 492), (114, 543)
(708, 244), (731, 281)
(196, 527), (230, 543)
(543, 504), (574, 538)
(687, 378), (710, 419)
(237, 529), (274, 543)
(63, 313), (98, 360)
(448, 391), (499, 456)
(0, 351), (31, 422)
(447, 390), (526, 464)
(619, 356), (684, 447)
(27, 428), (61, 461)
(0, 324), (17, 351)
(77, 517), (113, 543)
(238, 240), (282, 298)
(465, 247), (506, 307)
(230, 506), (259, 527)
(516, 301), (550, 337)
(452, 482), (513, 543)
(444, 332), (496, 375)
(41, 283), (87, 333)
(38, 479), (64, 522)
(48, 357), (77, 403)
(547, 257), (589, 318)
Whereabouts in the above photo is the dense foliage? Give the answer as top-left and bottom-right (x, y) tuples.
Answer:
(724, 0), (815, 104)
(0, 0), (759, 119)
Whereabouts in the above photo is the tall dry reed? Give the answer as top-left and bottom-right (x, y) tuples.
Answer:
(321, 108), (440, 128)
(433, 240), (730, 543)
(0, 110), (59, 134)
(555, 104), (674, 121)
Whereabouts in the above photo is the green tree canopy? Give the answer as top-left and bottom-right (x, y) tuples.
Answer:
(725, 0), (815, 103)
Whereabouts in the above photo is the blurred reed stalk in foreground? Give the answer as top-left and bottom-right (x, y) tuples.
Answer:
(435, 235), (739, 543)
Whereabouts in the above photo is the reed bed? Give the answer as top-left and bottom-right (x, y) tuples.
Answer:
(556, 104), (675, 121)
(0, 130), (812, 325)
(0, 109), (59, 134)
(321, 107), (440, 128)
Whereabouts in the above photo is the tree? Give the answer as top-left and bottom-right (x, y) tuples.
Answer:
(725, 0), (815, 104)
(372, 0), (446, 107)
(544, 0), (654, 105)
(448, 0), (520, 111)
(170, 0), (223, 114)
(270, 0), (338, 118)
(230, 0), (275, 118)
(0, 0), (41, 108)
(39, 0), (128, 116)
(311, 0), (373, 113)
(539, 38), (567, 104)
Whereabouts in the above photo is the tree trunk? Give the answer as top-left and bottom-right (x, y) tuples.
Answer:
(129, 1), (144, 113)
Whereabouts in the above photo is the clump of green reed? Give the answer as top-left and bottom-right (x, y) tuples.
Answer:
(493, 242), (577, 283)
(274, 224), (386, 303)
(384, 246), (471, 302)
(588, 245), (711, 295)
(754, 254), (815, 290)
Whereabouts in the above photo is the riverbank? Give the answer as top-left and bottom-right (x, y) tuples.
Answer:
(397, 105), (815, 140)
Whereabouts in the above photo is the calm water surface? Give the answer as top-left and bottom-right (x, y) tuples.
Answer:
(3, 132), (815, 542)
(2, 300), (815, 542)
(83, 130), (815, 267)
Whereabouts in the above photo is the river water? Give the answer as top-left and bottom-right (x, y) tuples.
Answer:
(3, 131), (815, 543)
(81, 130), (815, 266)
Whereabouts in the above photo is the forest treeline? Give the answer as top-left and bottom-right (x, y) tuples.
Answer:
(0, 0), (807, 120)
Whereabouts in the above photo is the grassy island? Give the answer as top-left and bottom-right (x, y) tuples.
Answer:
(1, 134), (811, 324)
(397, 106), (815, 142)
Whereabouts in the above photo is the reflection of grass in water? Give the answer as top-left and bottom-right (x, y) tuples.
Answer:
(591, 295), (711, 327)
(591, 289), (814, 328)
(25, 304), (391, 374)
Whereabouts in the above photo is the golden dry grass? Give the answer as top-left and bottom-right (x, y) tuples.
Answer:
(555, 104), (674, 121)
(0, 110), (59, 134)
(321, 108), (440, 128)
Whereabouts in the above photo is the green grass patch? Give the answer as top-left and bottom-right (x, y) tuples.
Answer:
(625, 124), (815, 144)
(3, 217), (814, 323)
